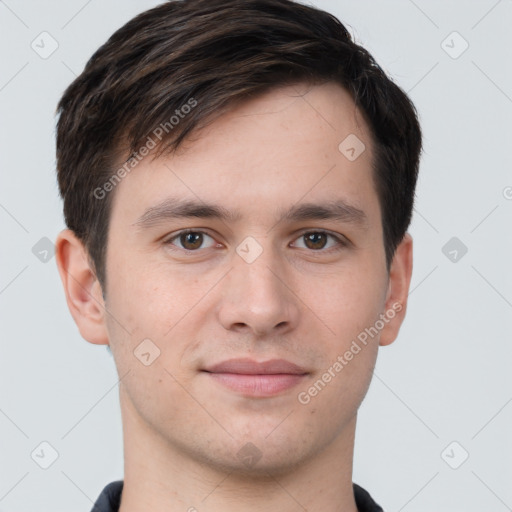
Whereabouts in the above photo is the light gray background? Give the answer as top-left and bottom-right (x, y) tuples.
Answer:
(1, 0), (511, 510)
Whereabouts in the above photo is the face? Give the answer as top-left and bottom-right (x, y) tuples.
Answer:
(60, 82), (412, 476)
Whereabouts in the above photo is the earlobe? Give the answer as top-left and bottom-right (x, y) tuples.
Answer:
(379, 233), (413, 347)
(55, 229), (110, 345)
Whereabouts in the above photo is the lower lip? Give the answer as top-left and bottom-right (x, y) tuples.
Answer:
(205, 372), (307, 397)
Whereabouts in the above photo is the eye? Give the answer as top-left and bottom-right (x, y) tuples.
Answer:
(292, 231), (346, 251)
(164, 230), (218, 251)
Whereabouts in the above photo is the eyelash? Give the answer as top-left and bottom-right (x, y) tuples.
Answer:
(163, 229), (348, 254)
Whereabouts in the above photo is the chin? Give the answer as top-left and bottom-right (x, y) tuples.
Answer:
(204, 445), (311, 478)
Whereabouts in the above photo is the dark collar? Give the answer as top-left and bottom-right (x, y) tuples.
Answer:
(91, 480), (383, 512)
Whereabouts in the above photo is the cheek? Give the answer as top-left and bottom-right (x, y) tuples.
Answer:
(104, 258), (212, 387)
(314, 264), (387, 403)
(104, 269), (195, 426)
(312, 263), (388, 345)
(105, 255), (188, 333)
(296, 286), (382, 428)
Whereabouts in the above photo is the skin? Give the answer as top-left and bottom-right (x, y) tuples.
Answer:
(56, 82), (413, 512)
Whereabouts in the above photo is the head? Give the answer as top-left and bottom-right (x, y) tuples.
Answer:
(56, 0), (420, 476)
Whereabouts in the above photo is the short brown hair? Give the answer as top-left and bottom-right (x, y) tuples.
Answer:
(56, 0), (422, 291)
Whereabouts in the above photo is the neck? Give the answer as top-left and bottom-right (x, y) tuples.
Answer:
(118, 391), (359, 512)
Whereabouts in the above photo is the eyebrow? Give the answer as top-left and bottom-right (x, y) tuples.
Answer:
(132, 197), (367, 229)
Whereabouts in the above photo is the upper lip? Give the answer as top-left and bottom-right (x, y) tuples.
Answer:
(203, 358), (308, 375)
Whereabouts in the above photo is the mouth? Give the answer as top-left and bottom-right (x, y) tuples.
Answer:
(201, 358), (309, 397)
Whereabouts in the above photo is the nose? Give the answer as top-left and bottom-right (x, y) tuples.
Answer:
(217, 243), (300, 337)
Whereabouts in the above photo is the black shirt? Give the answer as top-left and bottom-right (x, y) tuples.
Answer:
(91, 480), (383, 511)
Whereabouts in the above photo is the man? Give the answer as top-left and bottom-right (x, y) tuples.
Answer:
(55, 0), (421, 510)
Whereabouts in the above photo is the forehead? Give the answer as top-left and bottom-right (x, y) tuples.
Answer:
(109, 82), (379, 227)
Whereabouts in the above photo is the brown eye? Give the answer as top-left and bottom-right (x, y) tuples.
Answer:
(304, 232), (328, 250)
(292, 231), (346, 252)
(180, 232), (203, 250)
(165, 230), (217, 251)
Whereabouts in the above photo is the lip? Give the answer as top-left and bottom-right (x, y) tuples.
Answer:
(202, 358), (309, 397)
(204, 358), (308, 375)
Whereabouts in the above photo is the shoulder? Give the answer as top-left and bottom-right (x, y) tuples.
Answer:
(90, 480), (124, 512)
(353, 483), (384, 512)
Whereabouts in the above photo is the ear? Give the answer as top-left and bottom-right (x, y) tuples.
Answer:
(55, 229), (109, 345)
(379, 233), (413, 347)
